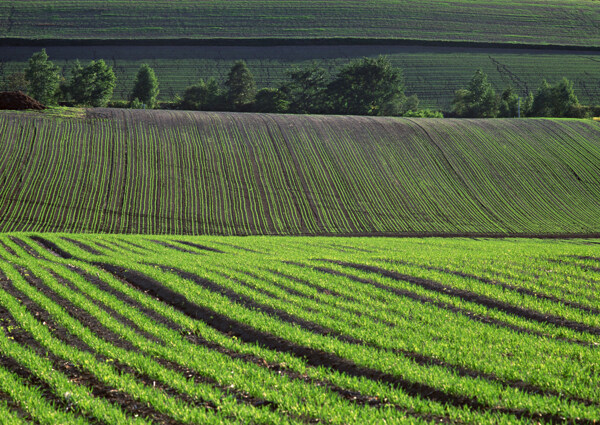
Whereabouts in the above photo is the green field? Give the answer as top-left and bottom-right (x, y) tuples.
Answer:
(0, 109), (599, 236)
(3, 45), (600, 109)
(0, 234), (599, 423)
(1, 0), (599, 47)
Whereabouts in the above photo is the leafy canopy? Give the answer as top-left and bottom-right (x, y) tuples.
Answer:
(68, 59), (116, 107)
(225, 60), (256, 111)
(24, 49), (60, 105)
(130, 64), (159, 109)
(327, 56), (404, 116)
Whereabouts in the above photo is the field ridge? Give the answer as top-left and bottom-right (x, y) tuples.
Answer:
(0, 109), (599, 236)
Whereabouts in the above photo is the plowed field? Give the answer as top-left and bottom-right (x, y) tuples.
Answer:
(0, 234), (598, 423)
(2, 0), (599, 47)
(0, 109), (599, 236)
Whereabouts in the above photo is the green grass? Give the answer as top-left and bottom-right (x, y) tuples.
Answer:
(1, 0), (599, 46)
(0, 234), (598, 423)
(0, 109), (599, 236)
(3, 45), (600, 109)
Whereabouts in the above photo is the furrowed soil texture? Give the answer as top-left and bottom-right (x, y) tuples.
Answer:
(1, 0), (599, 47)
(1, 109), (600, 236)
(0, 234), (599, 424)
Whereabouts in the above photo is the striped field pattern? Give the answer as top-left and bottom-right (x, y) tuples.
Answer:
(0, 109), (599, 236)
(2, 0), (599, 46)
(0, 234), (598, 423)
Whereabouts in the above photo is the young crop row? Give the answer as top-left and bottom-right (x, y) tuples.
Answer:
(1, 0), (598, 47)
(1, 110), (600, 237)
(3, 45), (600, 109)
(0, 234), (598, 423)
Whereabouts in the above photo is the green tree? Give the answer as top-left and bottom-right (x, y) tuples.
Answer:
(253, 88), (289, 113)
(225, 60), (256, 111)
(4, 72), (29, 92)
(24, 49), (60, 105)
(327, 56), (404, 116)
(130, 64), (159, 109)
(530, 78), (579, 117)
(179, 78), (223, 111)
(67, 60), (116, 107)
(280, 63), (330, 114)
(452, 69), (498, 118)
(498, 86), (520, 118)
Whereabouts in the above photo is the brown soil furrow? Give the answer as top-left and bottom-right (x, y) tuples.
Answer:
(331, 261), (600, 337)
(210, 241), (262, 253)
(93, 242), (118, 253)
(149, 240), (201, 255)
(67, 265), (185, 333)
(310, 265), (594, 347)
(173, 240), (225, 253)
(21, 264), (305, 421)
(0, 297), (185, 425)
(243, 274), (598, 406)
(0, 240), (17, 257)
(239, 269), (395, 328)
(45, 270), (165, 346)
(106, 241), (146, 255)
(151, 264), (363, 345)
(1, 270), (226, 420)
(93, 262), (589, 423)
(237, 268), (599, 406)
(557, 257), (600, 273)
(0, 354), (99, 424)
(7, 236), (44, 259)
(68, 265), (443, 420)
(382, 259), (600, 316)
(269, 269), (353, 301)
(60, 237), (103, 255)
(0, 389), (33, 423)
(30, 236), (74, 259)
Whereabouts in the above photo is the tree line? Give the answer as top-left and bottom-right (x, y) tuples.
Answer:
(4, 49), (598, 118)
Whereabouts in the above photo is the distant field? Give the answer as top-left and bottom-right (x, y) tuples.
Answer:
(0, 234), (599, 423)
(1, 0), (599, 46)
(0, 109), (599, 236)
(2, 45), (600, 109)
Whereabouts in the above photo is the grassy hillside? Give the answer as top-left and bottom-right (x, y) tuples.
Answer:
(3, 45), (600, 109)
(0, 109), (599, 236)
(0, 234), (599, 423)
(1, 0), (599, 47)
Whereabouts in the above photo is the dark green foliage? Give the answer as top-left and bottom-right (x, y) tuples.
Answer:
(4, 72), (29, 92)
(530, 78), (580, 117)
(280, 63), (330, 114)
(253, 88), (289, 113)
(452, 69), (498, 118)
(67, 59), (116, 107)
(498, 86), (521, 118)
(327, 56), (404, 116)
(225, 61), (256, 111)
(179, 78), (223, 111)
(403, 109), (444, 118)
(130, 64), (160, 109)
(24, 49), (60, 105)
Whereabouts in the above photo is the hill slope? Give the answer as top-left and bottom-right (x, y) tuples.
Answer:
(1, 0), (599, 47)
(0, 109), (599, 236)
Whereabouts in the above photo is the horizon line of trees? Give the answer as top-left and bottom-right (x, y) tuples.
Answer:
(4, 49), (599, 119)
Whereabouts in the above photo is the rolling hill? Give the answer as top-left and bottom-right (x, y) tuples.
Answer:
(0, 109), (599, 236)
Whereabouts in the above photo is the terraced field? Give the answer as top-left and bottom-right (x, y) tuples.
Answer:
(1, 109), (600, 236)
(3, 45), (600, 109)
(0, 234), (598, 423)
(1, 0), (599, 46)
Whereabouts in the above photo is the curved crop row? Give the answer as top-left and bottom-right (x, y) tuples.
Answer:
(0, 110), (599, 236)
